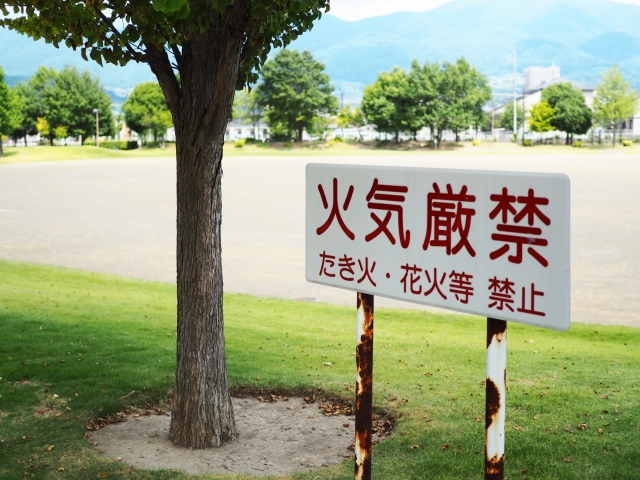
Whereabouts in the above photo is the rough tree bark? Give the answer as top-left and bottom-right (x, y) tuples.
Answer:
(145, 4), (250, 449)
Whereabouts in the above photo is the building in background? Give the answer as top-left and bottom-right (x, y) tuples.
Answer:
(524, 64), (561, 92)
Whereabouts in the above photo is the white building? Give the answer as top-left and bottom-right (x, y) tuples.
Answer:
(524, 64), (560, 92)
(224, 119), (269, 141)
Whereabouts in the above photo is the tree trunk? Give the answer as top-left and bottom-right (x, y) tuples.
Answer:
(0, 138), (4, 157)
(612, 124), (616, 146)
(146, 10), (249, 449)
(170, 120), (237, 449)
(395, 131), (399, 143)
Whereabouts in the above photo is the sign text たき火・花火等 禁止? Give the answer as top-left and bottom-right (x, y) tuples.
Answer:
(306, 164), (570, 331)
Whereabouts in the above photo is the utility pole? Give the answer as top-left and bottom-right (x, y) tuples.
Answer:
(491, 101), (495, 139)
(522, 85), (526, 144)
(513, 49), (517, 137)
(93, 109), (100, 147)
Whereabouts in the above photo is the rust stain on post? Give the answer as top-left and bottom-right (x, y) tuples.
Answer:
(485, 317), (507, 480)
(355, 292), (374, 480)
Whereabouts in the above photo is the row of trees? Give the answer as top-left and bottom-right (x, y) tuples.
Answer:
(524, 65), (637, 146)
(0, 65), (114, 152)
(0, 64), (175, 152)
(361, 58), (491, 145)
(231, 51), (491, 146)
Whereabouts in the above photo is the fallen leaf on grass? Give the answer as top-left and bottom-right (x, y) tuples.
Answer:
(411, 444), (419, 449)
(563, 457), (571, 462)
(58, 467), (65, 472)
(115, 457), (122, 461)
(442, 444), (449, 450)
(54, 413), (63, 417)
(474, 417), (482, 422)
(45, 445), (54, 451)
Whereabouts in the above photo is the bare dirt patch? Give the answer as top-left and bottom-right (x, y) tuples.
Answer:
(89, 396), (375, 476)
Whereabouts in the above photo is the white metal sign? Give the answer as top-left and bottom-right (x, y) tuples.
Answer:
(306, 164), (570, 331)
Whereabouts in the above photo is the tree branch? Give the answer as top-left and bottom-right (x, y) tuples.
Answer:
(144, 42), (182, 118)
(239, 41), (256, 65)
(92, 6), (138, 59)
(170, 43), (183, 75)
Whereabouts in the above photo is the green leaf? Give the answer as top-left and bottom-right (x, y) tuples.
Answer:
(152, 0), (187, 14)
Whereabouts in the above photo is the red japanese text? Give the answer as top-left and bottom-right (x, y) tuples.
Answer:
(317, 178), (355, 240)
(423, 183), (476, 256)
(365, 178), (411, 248)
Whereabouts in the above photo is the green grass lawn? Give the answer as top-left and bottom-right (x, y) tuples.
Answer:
(0, 259), (638, 479)
(2, 140), (638, 165)
(0, 145), (178, 164)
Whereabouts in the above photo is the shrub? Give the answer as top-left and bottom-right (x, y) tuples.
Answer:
(523, 139), (531, 146)
(235, 138), (246, 148)
(284, 141), (292, 148)
(622, 140), (633, 147)
(574, 141), (583, 148)
(472, 139), (482, 146)
(100, 140), (139, 150)
(332, 136), (344, 142)
(84, 139), (96, 146)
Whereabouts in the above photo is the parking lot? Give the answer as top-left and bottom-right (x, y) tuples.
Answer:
(1, 152), (638, 327)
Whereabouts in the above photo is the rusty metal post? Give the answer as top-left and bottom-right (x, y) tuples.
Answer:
(485, 317), (507, 479)
(355, 292), (374, 480)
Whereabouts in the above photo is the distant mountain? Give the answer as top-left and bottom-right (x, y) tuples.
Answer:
(1, 0), (640, 105)
(288, 0), (640, 102)
(0, 27), (155, 101)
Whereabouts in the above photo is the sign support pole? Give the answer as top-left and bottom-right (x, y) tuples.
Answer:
(485, 317), (507, 479)
(355, 292), (374, 480)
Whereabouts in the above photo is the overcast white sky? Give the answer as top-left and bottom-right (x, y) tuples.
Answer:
(329, 0), (640, 21)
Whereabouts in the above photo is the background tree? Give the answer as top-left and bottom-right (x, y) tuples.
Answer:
(48, 66), (114, 143)
(408, 60), (439, 144)
(541, 82), (592, 145)
(442, 58), (491, 141)
(256, 49), (337, 142)
(11, 67), (55, 145)
(0, 65), (22, 156)
(12, 66), (113, 145)
(336, 104), (364, 138)
(54, 125), (68, 144)
(36, 116), (49, 144)
(123, 81), (172, 143)
(497, 100), (524, 132)
(528, 101), (555, 136)
(361, 67), (418, 142)
(232, 88), (263, 139)
(1, 0), (330, 449)
(407, 58), (490, 147)
(593, 63), (639, 146)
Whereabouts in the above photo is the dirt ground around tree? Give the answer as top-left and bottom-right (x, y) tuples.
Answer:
(90, 397), (365, 476)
